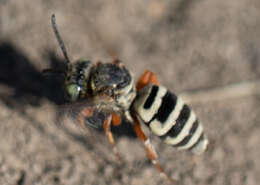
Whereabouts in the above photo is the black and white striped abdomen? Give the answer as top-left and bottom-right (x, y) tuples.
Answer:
(132, 85), (208, 154)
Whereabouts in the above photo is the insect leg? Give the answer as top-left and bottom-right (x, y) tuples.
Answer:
(136, 70), (160, 90)
(77, 107), (95, 140)
(103, 114), (122, 162)
(132, 115), (177, 184)
(111, 113), (122, 126)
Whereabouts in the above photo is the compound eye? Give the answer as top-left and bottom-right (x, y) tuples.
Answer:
(65, 84), (81, 101)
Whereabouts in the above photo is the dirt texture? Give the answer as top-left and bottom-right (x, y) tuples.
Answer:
(0, 0), (260, 185)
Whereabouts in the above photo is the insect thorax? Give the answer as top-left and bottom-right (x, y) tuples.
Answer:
(65, 60), (136, 112)
(90, 63), (136, 111)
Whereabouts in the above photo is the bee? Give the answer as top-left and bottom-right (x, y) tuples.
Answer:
(45, 14), (208, 184)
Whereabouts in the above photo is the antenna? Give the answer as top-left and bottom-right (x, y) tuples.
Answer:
(51, 14), (71, 64)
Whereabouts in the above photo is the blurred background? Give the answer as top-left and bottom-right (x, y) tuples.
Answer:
(0, 0), (260, 185)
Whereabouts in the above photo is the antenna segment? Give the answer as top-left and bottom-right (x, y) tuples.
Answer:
(51, 14), (71, 64)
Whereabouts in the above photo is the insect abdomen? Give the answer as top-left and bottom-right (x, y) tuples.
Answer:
(132, 85), (208, 154)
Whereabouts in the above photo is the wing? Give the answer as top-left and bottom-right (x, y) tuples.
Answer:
(55, 98), (110, 130)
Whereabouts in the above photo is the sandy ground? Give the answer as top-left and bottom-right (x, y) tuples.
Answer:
(0, 0), (260, 185)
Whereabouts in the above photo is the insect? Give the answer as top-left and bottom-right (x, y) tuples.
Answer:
(45, 14), (209, 184)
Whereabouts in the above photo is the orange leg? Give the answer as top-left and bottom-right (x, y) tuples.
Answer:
(77, 107), (97, 143)
(111, 113), (122, 126)
(77, 108), (122, 128)
(136, 70), (160, 90)
(77, 107), (95, 130)
(132, 114), (177, 184)
(103, 114), (122, 162)
(77, 108), (122, 162)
